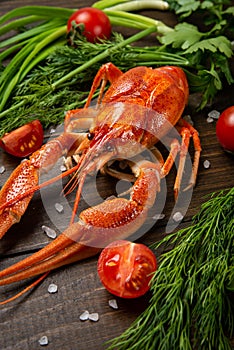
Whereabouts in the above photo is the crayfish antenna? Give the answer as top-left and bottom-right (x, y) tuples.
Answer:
(0, 272), (49, 305)
(70, 173), (87, 224)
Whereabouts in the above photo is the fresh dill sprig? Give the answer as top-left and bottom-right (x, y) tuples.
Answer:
(107, 187), (234, 350)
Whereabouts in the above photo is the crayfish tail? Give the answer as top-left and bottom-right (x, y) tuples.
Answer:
(0, 232), (75, 282)
(0, 242), (100, 286)
(0, 221), (101, 286)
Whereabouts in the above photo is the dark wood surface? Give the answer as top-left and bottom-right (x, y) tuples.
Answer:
(0, 1), (234, 349)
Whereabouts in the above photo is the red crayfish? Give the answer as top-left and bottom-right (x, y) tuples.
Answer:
(0, 63), (201, 302)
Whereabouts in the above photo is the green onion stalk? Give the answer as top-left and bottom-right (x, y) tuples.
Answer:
(0, 1), (172, 113)
(107, 187), (234, 350)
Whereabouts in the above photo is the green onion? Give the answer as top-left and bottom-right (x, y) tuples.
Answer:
(0, 19), (66, 49)
(0, 6), (74, 26)
(93, 0), (135, 9)
(0, 15), (45, 36)
(105, 10), (173, 34)
(104, 0), (169, 11)
(0, 25), (67, 112)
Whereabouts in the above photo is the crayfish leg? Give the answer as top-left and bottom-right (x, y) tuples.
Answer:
(84, 63), (123, 108)
(175, 119), (202, 199)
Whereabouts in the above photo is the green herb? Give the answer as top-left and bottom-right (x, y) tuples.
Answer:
(159, 20), (234, 109)
(0, 0), (233, 135)
(0, 1), (171, 114)
(1, 29), (165, 135)
(107, 187), (234, 350)
(167, 0), (234, 23)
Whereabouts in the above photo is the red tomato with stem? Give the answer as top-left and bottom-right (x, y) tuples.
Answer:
(67, 7), (111, 43)
(97, 240), (157, 299)
(0, 120), (43, 157)
(216, 106), (234, 153)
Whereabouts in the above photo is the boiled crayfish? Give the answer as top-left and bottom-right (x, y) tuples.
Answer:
(0, 63), (201, 302)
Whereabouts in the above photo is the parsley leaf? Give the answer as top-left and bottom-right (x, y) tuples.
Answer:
(175, 0), (200, 17)
(161, 22), (233, 58)
(160, 23), (202, 49)
(184, 36), (233, 57)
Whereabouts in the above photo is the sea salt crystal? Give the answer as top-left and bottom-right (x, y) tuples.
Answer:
(152, 213), (165, 220)
(60, 164), (67, 172)
(203, 160), (211, 169)
(172, 211), (183, 222)
(50, 128), (56, 134)
(79, 310), (89, 321)
(206, 116), (214, 123)
(48, 283), (58, 294)
(38, 335), (49, 346)
(42, 225), (57, 239)
(55, 203), (64, 213)
(0, 165), (5, 174)
(208, 110), (220, 120)
(88, 313), (99, 322)
(108, 299), (118, 310)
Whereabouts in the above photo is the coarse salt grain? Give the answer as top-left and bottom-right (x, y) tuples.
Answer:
(173, 211), (183, 222)
(79, 310), (89, 321)
(55, 203), (64, 213)
(0, 165), (5, 174)
(48, 283), (58, 294)
(50, 128), (56, 134)
(108, 299), (118, 310)
(203, 160), (211, 169)
(152, 213), (165, 220)
(42, 225), (57, 239)
(208, 110), (220, 120)
(206, 116), (214, 123)
(60, 164), (67, 172)
(38, 335), (49, 346)
(88, 313), (99, 322)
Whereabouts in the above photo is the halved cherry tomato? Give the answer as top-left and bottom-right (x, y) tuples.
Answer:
(216, 106), (234, 153)
(97, 240), (157, 299)
(0, 120), (43, 158)
(67, 7), (111, 43)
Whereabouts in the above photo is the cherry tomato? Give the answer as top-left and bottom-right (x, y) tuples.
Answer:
(216, 106), (234, 153)
(97, 240), (157, 299)
(0, 120), (43, 158)
(67, 7), (111, 43)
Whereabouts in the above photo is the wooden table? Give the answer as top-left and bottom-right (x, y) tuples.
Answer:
(0, 1), (233, 349)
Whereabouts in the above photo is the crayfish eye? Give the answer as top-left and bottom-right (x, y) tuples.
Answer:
(87, 132), (94, 140)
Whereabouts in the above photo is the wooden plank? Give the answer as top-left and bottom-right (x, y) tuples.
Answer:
(0, 0), (234, 349)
